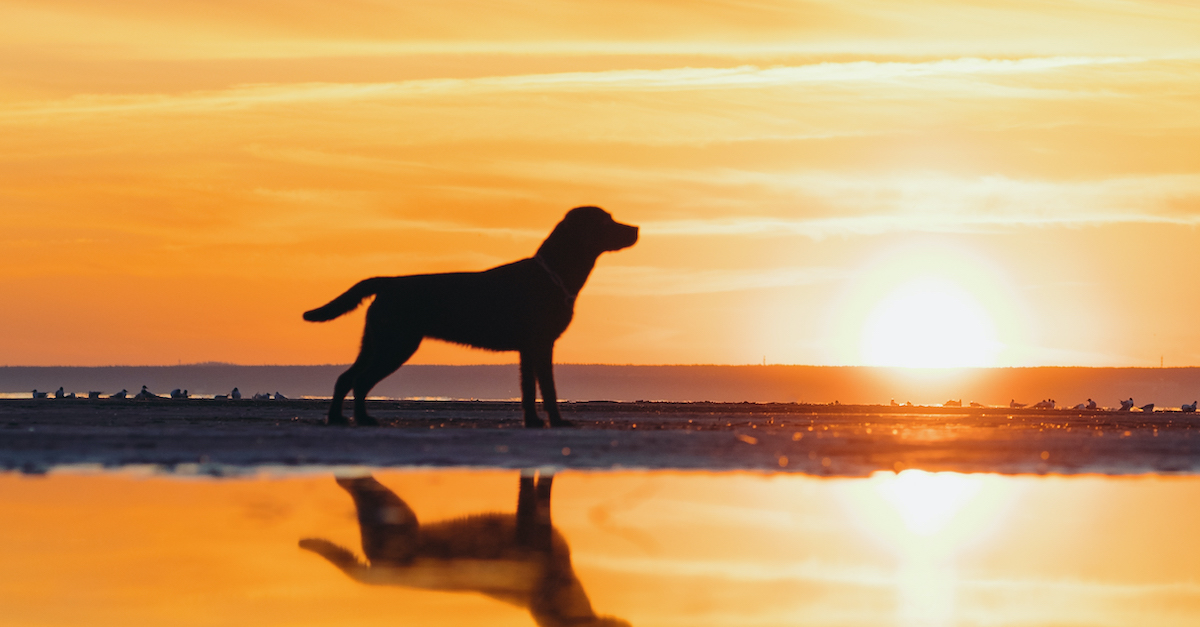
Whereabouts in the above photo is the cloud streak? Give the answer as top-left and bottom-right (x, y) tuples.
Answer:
(1, 55), (1174, 119)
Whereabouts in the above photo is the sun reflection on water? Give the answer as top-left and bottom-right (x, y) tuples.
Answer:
(839, 470), (1019, 627)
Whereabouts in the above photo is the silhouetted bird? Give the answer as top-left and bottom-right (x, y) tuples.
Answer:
(109, 389), (128, 399)
(273, 392), (287, 400)
(1119, 398), (1135, 411)
(1140, 403), (1155, 413)
(1182, 401), (1197, 413)
(969, 401), (984, 408)
(1087, 398), (1097, 410)
(170, 389), (189, 399)
(1010, 399), (1026, 408)
(31, 389), (47, 399)
(134, 385), (158, 400)
(230, 387), (241, 400)
(944, 399), (962, 407)
(88, 391), (101, 400)
(54, 386), (75, 399)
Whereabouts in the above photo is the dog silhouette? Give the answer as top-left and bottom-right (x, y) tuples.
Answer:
(304, 206), (638, 427)
(300, 473), (629, 627)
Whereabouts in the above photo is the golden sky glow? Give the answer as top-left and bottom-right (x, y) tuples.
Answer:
(3, 1), (1200, 366)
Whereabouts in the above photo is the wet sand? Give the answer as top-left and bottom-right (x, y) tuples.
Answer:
(2, 398), (1198, 476)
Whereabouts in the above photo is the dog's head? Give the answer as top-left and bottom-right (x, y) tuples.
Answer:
(542, 206), (638, 258)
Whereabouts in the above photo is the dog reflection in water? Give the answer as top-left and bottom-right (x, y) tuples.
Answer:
(300, 472), (629, 627)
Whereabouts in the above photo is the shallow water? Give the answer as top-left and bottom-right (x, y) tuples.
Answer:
(3, 468), (1198, 627)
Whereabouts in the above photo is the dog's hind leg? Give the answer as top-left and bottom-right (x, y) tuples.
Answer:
(335, 476), (420, 565)
(327, 364), (359, 426)
(519, 352), (546, 428)
(352, 332), (421, 427)
(515, 471), (553, 551)
(531, 346), (573, 428)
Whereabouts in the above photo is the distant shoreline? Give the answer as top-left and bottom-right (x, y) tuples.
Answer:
(4, 364), (1200, 407)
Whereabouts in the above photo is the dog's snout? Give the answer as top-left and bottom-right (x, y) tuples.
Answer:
(614, 222), (638, 250)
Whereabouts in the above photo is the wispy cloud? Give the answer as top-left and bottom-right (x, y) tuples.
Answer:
(0, 55), (1170, 119)
(588, 265), (848, 296)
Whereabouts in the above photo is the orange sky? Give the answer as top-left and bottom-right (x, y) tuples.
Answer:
(3, 1), (1200, 366)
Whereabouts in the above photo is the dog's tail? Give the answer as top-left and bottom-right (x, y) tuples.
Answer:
(303, 278), (385, 322)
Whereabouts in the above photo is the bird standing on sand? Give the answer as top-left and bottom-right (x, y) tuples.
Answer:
(31, 389), (47, 399)
(1182, 401), (1197, 413)
(1119, 398), (1135, 411)
(1010, 399), (1026, 408)
(134, 385), (158, 400)
(1140, 403), (1155, 413)
(1087, 399), (1097, 410)
(110, 389), (127, 399)
(231, 387), (242, 400)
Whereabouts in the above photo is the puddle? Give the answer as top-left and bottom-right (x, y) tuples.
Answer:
(2, 469), (1198, 626)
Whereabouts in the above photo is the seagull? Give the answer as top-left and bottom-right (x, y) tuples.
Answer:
(970, 401), (984, 408)
(1140, 403), (1155, 413)
(1182, 401), (1197, 413)
(1010, 399), (1027, 409)
(135, 385), (158, 400)
(54, 386), (74, 399)
(1073, 402), (1086, 410)
(170, 389), (189, 399)
(31, 389), (47, 399)
(1087, 398), (1097, 410)
(1119, 398), (1135, 411)
(110, 389), (128, 399)
(944, 399), (961, 407)
(230, 387), (241, 400)
(273, 392), (287, 400)
(88, 391), (101, 400)
(252, 392), (271, 400)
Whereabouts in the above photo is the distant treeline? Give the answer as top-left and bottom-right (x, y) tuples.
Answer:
(5, 364), (1200, 407)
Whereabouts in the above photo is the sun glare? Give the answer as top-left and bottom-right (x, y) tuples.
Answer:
(860, 277), (1000, 368)
(827, 242), (1026, 368)
(838, 470), (1020, 627)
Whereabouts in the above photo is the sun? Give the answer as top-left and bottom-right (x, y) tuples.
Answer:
(860, 276), (1001, 368)
(827, 241), (1025, 368)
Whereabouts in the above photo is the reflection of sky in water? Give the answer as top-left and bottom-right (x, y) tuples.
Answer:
(1, 469), (1197, 626)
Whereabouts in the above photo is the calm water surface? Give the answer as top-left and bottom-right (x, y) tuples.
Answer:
(2, 469), (1198, 627)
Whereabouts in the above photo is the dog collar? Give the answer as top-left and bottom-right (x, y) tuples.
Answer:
(534, 254), (576, 307)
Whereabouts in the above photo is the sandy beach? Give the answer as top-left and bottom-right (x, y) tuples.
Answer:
(4, 398), (1197, 476)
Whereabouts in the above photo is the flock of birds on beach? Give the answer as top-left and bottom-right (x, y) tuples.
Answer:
(891, 397), (1197, 413)
(30, 386), (288, 401)
(28, 386), (1199, 412)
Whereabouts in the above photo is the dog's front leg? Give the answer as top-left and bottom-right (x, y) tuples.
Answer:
(519, 352), (546, 428)
(531, 346), (573, 428)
